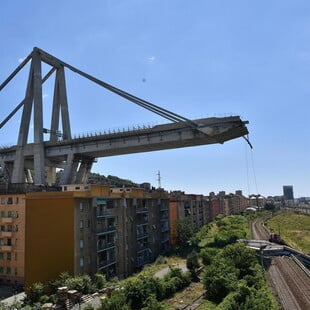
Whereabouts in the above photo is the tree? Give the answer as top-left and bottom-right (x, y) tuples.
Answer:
(221, 243), (258, 278)
(25, 282), (45, 305)
(203, 259), (238, 303)
(95, 273), (106, 290)
(200, 247), (218, 266)
(49, 271), (71, 293)
(65, 274), (93, 294)
(176, 217), (197, 245)
(186, 250), (200, 280)
(123, 275), (161, 310)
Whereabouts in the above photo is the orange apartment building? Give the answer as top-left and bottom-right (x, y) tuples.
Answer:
(0, 193), (25, 286)
(0, 185), (170, 289)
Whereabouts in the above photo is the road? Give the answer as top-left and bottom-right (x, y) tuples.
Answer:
(252, 217), (310, 310)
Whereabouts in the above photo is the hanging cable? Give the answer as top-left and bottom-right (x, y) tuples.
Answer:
(244, 139), (251, 196)
(250, 148), (259, 195)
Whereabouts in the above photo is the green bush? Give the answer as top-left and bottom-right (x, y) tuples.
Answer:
(25, 282), (45, 305)
(101, 290), (130, 310)
(203, 259), (238, 303)
(200, 247), (218, 265)
(141, 294), (168, 310)
(95, 273), (106, 290)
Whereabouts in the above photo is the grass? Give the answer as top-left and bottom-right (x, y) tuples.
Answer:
(118, 255), (186, 282)
(266, 211), (310, 254)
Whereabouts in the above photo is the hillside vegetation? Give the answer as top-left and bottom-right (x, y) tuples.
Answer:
(266, 211), (310, 254)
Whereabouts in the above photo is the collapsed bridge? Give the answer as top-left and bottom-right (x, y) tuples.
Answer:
(0, 48), (249, 186)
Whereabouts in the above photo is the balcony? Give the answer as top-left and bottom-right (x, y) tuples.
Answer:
(97, 209), (114, 218)
(0, 231), (13, 238)
(137, 244), (149, 253)
(136, 220), (148, 226)
(161, 235), (170, 243)
(160, 205), (168, 211)
(0, 245), (12, 251)
(136, 256), (151, 268)
(136, 207), (148, 214)
(136, 231), (148, 239)
(160, 225), (169, 232)
(98, 258), (116, 269)
(97, 242), (115, 252)
(97, 224), (116, 233)
(1, 218), (13, 224)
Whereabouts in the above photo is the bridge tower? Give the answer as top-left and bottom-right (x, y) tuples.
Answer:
(0, 48), (93, 185)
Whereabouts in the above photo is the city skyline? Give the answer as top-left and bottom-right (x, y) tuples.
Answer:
(1, 1), (309, 197)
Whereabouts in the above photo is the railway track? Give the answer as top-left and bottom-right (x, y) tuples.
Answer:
(252, 217), (310, 310)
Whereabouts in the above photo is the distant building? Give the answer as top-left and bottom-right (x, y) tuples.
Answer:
(249, 194), (265, 209)
(168, 191), (210, 245)
(283, 185), (294, 200)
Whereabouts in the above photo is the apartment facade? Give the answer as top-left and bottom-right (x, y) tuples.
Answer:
(169, 190), (250, 245)
(24, 185), (170, 288)
(169, 191), (210, 246)
(0, 194), (25, 285)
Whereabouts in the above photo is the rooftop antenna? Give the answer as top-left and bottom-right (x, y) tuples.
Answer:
(157, 170), (162, 188)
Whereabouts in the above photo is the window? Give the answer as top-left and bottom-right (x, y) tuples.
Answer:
(7, 197), (12, 205)
(80, 239), (84, 249)
(14, 268), (17, 276)
(80, 202), (84, 212)
(0, 211), (5, 218)
(80, 220), (84, 229)
(6, 267), (11, 275)
(15, 253), (18, 261)
(0, 267), (3, 274)
(7, 253), (11, 261)
(80, 256), (84, 267)
(7, 211), (13, 218)
(1, 198), (5, 205)
(0, 253), (3, 260)
(15, 211), (19, 218)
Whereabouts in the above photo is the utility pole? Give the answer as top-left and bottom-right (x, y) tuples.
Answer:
(157, 170), (162, 189)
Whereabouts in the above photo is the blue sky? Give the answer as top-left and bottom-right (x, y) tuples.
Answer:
(0, 1), (309, 197)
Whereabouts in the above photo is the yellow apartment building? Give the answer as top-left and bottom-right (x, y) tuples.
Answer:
(24, 184), (169, 288)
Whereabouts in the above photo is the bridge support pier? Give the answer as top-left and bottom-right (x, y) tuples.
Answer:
(75, 158), (95, 184)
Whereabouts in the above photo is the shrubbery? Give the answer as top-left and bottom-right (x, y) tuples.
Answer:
(196, 215), (277, 309)
(122, 268), (191, 309)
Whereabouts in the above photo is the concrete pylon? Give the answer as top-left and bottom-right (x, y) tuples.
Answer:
(10, 48), (72, 185)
